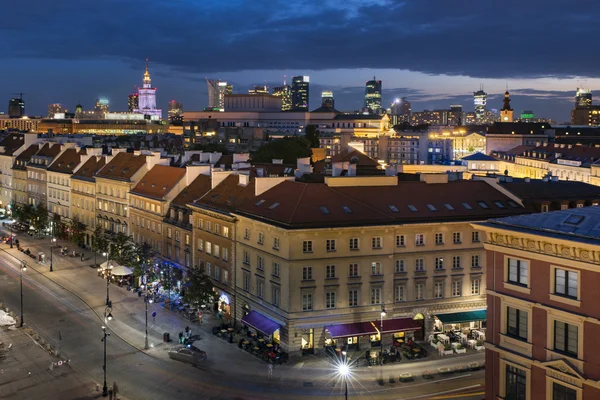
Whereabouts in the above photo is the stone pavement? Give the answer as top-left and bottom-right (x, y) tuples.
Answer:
(1, 232), (485, 391)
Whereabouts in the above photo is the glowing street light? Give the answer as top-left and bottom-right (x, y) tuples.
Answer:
(338, 362), (350, 400)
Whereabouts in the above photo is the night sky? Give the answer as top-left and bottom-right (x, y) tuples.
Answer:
(3, 0), (600, 122)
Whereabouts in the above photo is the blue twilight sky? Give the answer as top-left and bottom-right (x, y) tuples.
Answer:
(2, 0), (600, 122)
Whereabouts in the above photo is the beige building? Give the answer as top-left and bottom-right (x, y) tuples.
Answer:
(232, 175), (528, 353)
(26, 143), (65, 207)
(13, 144), (42, 206)
(0, 134), (38, 210)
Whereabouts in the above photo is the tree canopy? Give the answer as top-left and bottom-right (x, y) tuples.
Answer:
(183, 265), (214, 308)
(252, 137), (312, 165)
(304, 125), (320, 148)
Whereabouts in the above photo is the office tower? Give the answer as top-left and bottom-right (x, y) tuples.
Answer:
(473, 86), (487, 123)
(273, 80), (292, 111)
(249, 85), (269, 95)
(449, 105), (463, 126)
(47, 103), (66, 118)
(94, 99), (110, 117)
(168, 100), (183, 123)
(128, 92), (139, 112)
(364, 76), (382, 113)
(321, 91), (334, 109)
(291, 76), (309, 111)
(207, 79), (229, 111)
(391, 97), (411, 124)
(133, 61), (162, 118)
(8, 97), (25, 118)
(575, 88), (592, 107)
(500, 89), (514, 122)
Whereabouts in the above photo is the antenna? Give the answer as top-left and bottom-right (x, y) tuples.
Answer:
(283, 75), (287, 85)
(10, 93), (24, 99)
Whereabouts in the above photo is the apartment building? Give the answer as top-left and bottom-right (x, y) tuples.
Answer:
(0, 134), (38, 209)
(12, 144), (41, 206)
(95, 151), (167, 235)
(70, 155), (108, 246)
(232, 175), (530, 353)
(26, 143), (66, 207)
(475, 207), (600, 400)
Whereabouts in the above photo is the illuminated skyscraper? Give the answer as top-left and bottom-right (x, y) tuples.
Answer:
(94, 99), (110, 118)
(134, 60), (162, 118)
(391, 97), (411, 124)
(248, 85), (269, 95)
(364, 76), (382, 113)
(291, 76), (309, 111)
(449, 105), (463, 125)
(128, 92), (139, 112)
(8, 97), (25, 118)
(47, 103), (66, 118)
(575, 88), (592, 107)
(207, 79), (229, 111)
(273, 79), (292, 111)
(473, 86), (487, 123)
(321, 91), (334, 109)
(168, 100), (183, 123)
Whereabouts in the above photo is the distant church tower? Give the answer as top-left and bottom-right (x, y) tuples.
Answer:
(500, 88), (513, 122)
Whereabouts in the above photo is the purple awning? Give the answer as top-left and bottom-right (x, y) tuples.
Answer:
(326, 322), (378, 339)
(372, 317), (422, 334)
(241, 311), (281, 336)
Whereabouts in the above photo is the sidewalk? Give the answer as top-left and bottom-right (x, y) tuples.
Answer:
(1, 233), (485, 390)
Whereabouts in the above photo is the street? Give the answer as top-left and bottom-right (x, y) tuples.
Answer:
(0, 235), (484, 400)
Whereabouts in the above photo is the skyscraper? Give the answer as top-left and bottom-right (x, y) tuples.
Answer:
(134, 60), (162, 118)
(449, 104), (463, 125)
(206, 79), (229, 111)
(168, 100), (183, 123)
(8, 97), (25, 118)
(473, 87), (487, 123)
(391, 97), (411, 124)
(128, 92), (139, 112)
(575, 88), (592, 107)
(273, 79), (292, 111)
(47, 103), (66, 118)
(94, 99), (109, 118)
(321, 91), (334, 109)
(291, 76), (309, 111)
(364, 76), (382, 113)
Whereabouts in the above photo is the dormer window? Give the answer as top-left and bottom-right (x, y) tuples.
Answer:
(178, 211), (183, 221)
(170, 209), (175, 219)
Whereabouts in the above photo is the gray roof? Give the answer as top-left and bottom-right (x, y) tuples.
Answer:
(483, 206), (600, 244)
(462, 152), (497, 161)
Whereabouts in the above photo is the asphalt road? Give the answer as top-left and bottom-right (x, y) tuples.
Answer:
(0, 245), (484, 400)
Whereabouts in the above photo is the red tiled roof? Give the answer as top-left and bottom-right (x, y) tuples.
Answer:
(47, 148), (87, 174)
(34, 143), (62, 158)
(15, 144), (40, 161)
(504, 145), (535, 156)
(193, 174), (256, 213)
(237, 180), (532, 229)
(171, 174), (212, 207)
(96, 152), (148, 180)
(131, 165), (186, 199)
(330, 149), (380, 167)
(0, 134), (25, 156)
(72, 156), (107, 180)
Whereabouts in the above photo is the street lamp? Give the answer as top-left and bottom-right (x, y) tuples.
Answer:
(101, 326), (111, 397)
(380, 304), (386, 366)
(104, 307), (113, 323)
(10, 221), (14, 249)
(50, 237), (57, 272)
(143, 285), (154, 350)
(100, 254), (112, 307)
(19, 262), (26, 327)
(338, 362), (350, 400)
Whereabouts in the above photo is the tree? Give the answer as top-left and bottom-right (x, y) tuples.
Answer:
(304, 125), (320, 148)
(252, 137), (312, 165)
(53, 213), (67, 239)
(69, 215), (86, 246)
(183, 264), (214, 309)
(91, 225), (108, 267)
(31, 205), (48, 236)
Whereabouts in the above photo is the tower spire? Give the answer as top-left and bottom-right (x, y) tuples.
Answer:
(143, 58), (151, 88)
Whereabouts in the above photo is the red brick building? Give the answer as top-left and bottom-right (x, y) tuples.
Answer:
(475, 207), (600, 400)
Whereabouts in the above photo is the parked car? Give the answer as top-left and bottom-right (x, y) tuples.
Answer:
(168, 345), (207, 367)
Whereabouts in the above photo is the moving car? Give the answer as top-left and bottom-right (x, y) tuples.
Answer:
(168, 345), (207, 367)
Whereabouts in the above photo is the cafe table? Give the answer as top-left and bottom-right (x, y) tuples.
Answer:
(266, 344), (273, 348)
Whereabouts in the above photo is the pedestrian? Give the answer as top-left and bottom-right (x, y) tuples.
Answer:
(108, 385), (113, 400)
(178, 332), (184, 344)
(268, 361), (273, 379)
(113, 381), (119, 399)
(81, 253), (85, 262)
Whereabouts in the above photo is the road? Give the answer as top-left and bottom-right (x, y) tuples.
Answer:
(0, 238), (484, 400)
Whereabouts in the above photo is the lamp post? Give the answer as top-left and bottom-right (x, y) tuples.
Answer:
(143, 286), (153, 350)
(10, 221), (14, 249)
(104, 307), (113, 324)
(339, 362), (350, 400)
(20, 262), (26, 327)
(380, 304), (386, 366)
(101, 326), (111, 397)
(50, 237), (57, 272)
(102, 251), (112, 306)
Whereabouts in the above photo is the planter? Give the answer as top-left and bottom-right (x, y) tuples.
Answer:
(455, 365), (466, 374)
(442, 350), (453, 356)
(399, 373), (413, 382)
(468, 362), (480, 371)
(422, 370), (434, 379)
(454, 348), (467, 354)
(475, 345), (485, 352)
(438, 367), (452, 375)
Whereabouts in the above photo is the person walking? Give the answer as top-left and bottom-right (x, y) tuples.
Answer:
(113, 381), (119, 399)
(80, 252), (85, 262)
(268, 361), (273, 379)
(108, 385), (113, 400)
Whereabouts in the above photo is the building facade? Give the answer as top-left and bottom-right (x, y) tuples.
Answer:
(13, 144), (41, 206)
(291, 76), (309, 111)
(26, 143), (66, 207)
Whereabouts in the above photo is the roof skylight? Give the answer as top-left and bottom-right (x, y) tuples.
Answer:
(342, 206), (352, 213)
(426, 204), (437, 211)
(494, 201), (505, 208)
(478, 201), (490, 209)
(388, 205), (399, 212)
(268, 202), (280, 209)
(408, 205), (418, 212)
(444, 203), (455, 210)
(319, 206), (330, 215)
(255, 199), (265, 206)
(462, 202), (473, 210)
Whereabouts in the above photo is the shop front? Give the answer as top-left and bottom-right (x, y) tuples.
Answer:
(241, 310), (282, 344)
(372, 317), (422, 347)
(433, 310), (487, 336)
(325, 322), (378, 354)
(301, 329), (314, 355)
(215, 292), (231, 321)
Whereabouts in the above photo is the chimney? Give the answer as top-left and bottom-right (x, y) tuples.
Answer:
(524, 177), (530, 183)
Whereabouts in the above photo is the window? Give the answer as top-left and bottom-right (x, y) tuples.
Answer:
(272, 286), (280, 307)
(472, 231), (480, 243)
(273, 237), (280, 250)
(552, 382), (577, 400)
(371, 262), (382, 275)
(244, 228), (250, 240)
(415, 258), (424, 272)
(415, 234), (425, 246)
(370, 287), (381, 304)
(472, 255), (480, 268)
(214, 266), (220, 282)
(205, 221), (211, 232)
(302, 293), (313, 311)
(508, 258), (528, 286)
(453, 232), (462, 244)
(435, 233), (444, 245)
(205, 241), (212, 254)
(452, 256), (462, 269)
(435, 257), (444, 270)
(325, 265), (336, 279)
(302, 241), (313, 253)
(257, 256), (264, 270)
(395, 259), (405, 273)
(302, 266), (313, 280)
(256, 280), (264, 299)
(272, 262), (280, 277)
(258, 232), (264, 245)
(348, 290), (359, 307)
(507, 307), (528, 340)
(372, 237), (382, 249)
(325, 292), (336, 309)
(541, 204), (549, 213)
(395, 285), (405, 302)
(349, 263), (359, 277)
(167, 227), (172, 239)
(349, 237), (359, 250)
(554, 321), (578, 357)
(222, 226), (229, 238)
(326, 239), (336, 252)
(555, 268), (578, 299)
(471, 279), (481, 295)
(222, 248), (229, 261)
(505, 365), (527, 400)
(243, 250), (250, 265)
(205, 262), (211, 277)
(452, 280), (462, 297)
(396, 235), (405, 247)
(434, 282), (444, 299)
(415, 283), (424, 300)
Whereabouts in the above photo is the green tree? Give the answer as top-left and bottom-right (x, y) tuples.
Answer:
(31, 205), (48, 236)
(183, 264), (215, 309)
(91, 225), (108, 267)
(252, 137), (312, 165)
(304, 125), (320, 148)
(53, 213), (67, 239)
(69, 215), (86, 246)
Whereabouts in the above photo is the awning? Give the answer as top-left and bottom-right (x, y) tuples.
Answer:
(326, 322), (378, 339)
(241, 311), (281, 336)
(435, 310), (487, 324)
(372, 317), (422, 334)
(100, 261), (133, 276)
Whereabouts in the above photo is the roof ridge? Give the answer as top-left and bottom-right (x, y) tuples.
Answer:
(287, 182), (308, 225)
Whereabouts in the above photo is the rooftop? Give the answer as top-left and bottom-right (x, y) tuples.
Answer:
(33, 143), (62, 158)
(72, 156), (107, 181)
(15, 143), (40, 163)
(192, 174), (257, 214)
(131, 165), (186, 199)
(170, 174), (212, 207)
(462, 152), (497, 161)
(500, 180), (600, 202)
(47, 148), (87, 174)
(96, 152), (148, 181)
(0, 134), (25, 156)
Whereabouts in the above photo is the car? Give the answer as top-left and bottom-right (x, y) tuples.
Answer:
(167, 345), (207, 367)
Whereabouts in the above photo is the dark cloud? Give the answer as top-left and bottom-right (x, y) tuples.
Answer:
(3, 0), (600, 78)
